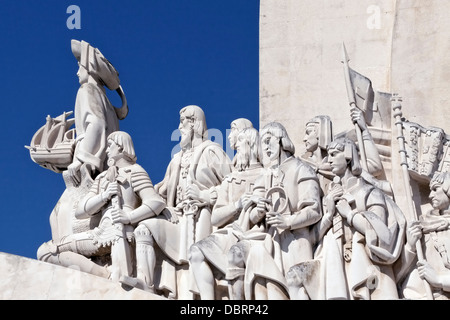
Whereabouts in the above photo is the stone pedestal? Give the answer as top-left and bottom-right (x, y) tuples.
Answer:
(0, 252), (165, 300)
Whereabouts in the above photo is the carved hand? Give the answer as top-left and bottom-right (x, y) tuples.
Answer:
(324, 184), (343, 215)
(111, 208), (130, 225)
(67, 159), (83, 187)
(329, 183), (343, 200)
(102, 181), (120, 202)
(406, 220), (422, 252)
(240, 194), (261, 212)
(350, 106), (368, 131)
(186, 183), (200, 200)
(256, 197), (270, 215)
(417, 260), (441, 288)
(163, 208), (179, 224)
(336, 199), (352, 219)
(250, 197), (270, 223)
(266, 211), (289, 230)
(186, 184), (209, 203)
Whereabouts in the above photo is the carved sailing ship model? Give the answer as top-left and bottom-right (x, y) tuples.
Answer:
(25, 111), (75, 173)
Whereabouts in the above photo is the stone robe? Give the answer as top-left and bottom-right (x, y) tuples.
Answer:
(243, 156), (322, 299)
(73, 82), (120, 173)
(191, 163), (264, 288)
(139, 140), (232, 297)
(315, 177), (406, 300)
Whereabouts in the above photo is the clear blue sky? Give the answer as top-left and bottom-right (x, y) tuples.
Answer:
(0, 1), (260, 259)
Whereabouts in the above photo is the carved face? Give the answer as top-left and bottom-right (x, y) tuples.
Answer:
(179, 114), (194, 149)
(429, 183), (450, 211)
(228, 245), (245, 266)
(262, 132), (281, 164)
(106, 139), (121, 160)
(234, 132), (250, 171)
(327, 147), (347, 177)
(235, 132), (247, 154)
(76, 63), (89, 85)
(228, 124), (239, 150)
(303, 123), (319, 153)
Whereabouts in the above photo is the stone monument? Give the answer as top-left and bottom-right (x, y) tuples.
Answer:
(3, 1), (450, 300)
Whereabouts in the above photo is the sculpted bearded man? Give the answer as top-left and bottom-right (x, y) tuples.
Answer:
(189, 123), (264, 300)
(131, 105), (233, 299)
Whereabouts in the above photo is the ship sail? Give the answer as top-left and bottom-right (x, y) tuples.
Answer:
(25, 111), (76, 173)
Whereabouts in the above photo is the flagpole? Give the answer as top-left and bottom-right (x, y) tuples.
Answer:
(341, 43), (368, 172)
(392, 94), (434, 300)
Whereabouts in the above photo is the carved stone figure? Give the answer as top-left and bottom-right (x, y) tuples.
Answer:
(302, 108), (392, 198)
(37, 131), (165, 282)
(303, 115), (333, 166)
(131, 105), (233, 298)
(301, 115), (334, 193)
(313, 137), (406, 300)
(35, 40), (130, 267)
(24, 33), (450, 301)
(68, 39), (128, 186)
(398, 171), (450, 300)
(227, 118), (253, 168)
(189, 124), (263, 300)
(228, 118), (254, 148)
(241, 122), (322, 300)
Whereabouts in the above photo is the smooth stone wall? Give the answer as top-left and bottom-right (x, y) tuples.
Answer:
(0, 252), (165, 300)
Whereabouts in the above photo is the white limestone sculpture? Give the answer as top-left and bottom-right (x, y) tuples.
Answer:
(302, 111), (393, 204)
(301, 114), (334, 193)
(292, 110), (394, 299)
(241, 122), (322, 300)
(227, 118), (254, 168)
(313, 137), (406, 299)
(36, 40), (130, 268)
(189, 122), (265, 300)
(340, 44), (394, 196)
(398, 171), (450, 300)
(25, 111), (75, 173)
(130, 105), (233, 299)
(68, 39), (128, 186)
(302, 115), (333, 168)
(347, 107), (394, 197)
(38, 131), (166, 281)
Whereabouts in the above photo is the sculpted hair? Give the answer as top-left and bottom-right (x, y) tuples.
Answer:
(261, 122), (295, 156)
(430, 171), (450, 197)
(180, 105), (208, 139)
(231, 118), (253, 131)
(107, 131), (137, 163)
(241, 127), (263, 164)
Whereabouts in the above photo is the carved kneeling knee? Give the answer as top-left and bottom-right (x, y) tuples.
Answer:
(188, 244), (206, 264)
